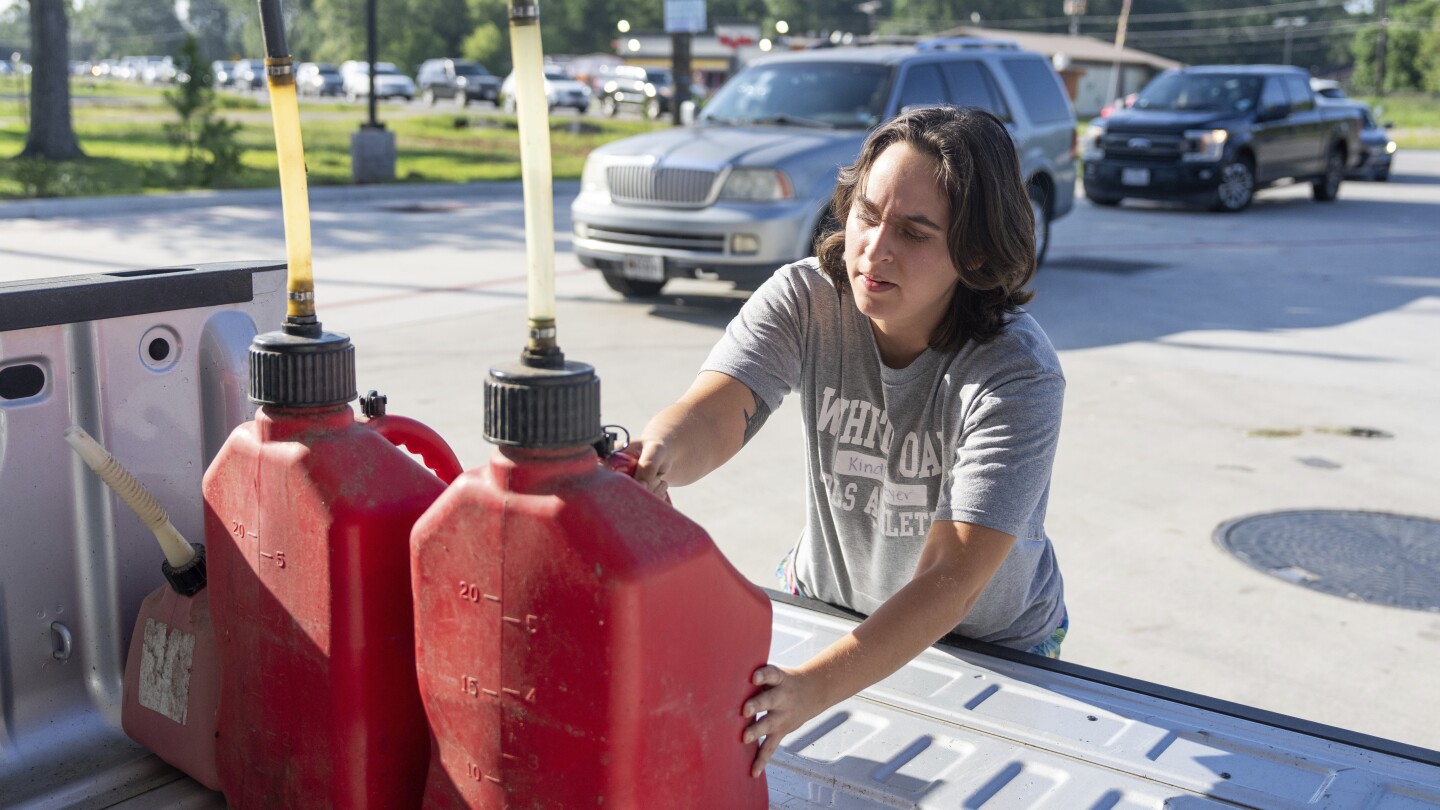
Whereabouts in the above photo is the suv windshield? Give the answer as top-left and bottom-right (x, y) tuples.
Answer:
(455, 63), (489, 76)
(699, 61), (891, 129)
(1134, 72), (1262, 114)
(645, 69), (672, 88)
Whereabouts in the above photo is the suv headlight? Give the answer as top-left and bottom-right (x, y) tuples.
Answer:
(719, 168), (793, 202)
(1182, 129), (1228, 162)
(1081, 123), (1105, 161)
(581, 158), (608, 196)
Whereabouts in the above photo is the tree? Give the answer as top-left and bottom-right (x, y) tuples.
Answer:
(20, 0), (82, 160)
(72, 0), (187, 59)
(1350, 0), (1439, 93)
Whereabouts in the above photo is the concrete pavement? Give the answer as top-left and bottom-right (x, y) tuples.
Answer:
(2, 153), (1437, 753)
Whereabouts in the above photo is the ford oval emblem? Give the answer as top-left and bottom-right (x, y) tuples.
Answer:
(1128, 137), (1152, 150)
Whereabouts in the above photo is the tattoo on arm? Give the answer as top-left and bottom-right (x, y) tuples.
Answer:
(742, 392), (772, 446)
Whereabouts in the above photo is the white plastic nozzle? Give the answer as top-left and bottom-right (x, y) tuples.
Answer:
(64, 426), (195, 569)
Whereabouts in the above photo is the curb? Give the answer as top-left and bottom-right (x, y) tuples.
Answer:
(0, 180), (579, 221)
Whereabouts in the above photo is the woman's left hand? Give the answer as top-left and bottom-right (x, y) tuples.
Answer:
(741, 663), (829, 777)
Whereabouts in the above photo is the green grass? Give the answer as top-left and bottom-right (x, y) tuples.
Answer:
(1356, 93), (1440, 150)
(0, 78), (665, 199)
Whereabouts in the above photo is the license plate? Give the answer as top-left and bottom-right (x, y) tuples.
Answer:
(621, 254), (664, 282)
(1121, 168), (1150, 187)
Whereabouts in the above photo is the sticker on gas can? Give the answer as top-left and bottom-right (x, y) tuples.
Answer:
(138, 618), (195, 724)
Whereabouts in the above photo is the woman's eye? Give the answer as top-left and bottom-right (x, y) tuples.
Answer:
(905, 231), (929, 242)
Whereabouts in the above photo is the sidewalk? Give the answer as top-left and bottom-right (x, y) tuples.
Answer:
(0, 179), (567, 221)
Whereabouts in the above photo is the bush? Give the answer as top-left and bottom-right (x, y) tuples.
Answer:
(164, 36), (243, 186)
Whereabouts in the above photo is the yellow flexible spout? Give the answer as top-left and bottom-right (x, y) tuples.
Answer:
(265, 58), (316, 320)
(508, 0), (558, 353)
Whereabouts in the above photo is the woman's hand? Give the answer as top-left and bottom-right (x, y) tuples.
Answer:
(741, 664), (830, 777)
(626, 438), (671, 500)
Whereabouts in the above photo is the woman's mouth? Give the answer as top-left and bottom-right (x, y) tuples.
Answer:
(858, 273), (896, 293)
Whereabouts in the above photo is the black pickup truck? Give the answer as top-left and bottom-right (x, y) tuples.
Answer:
(1082, 65), (1362, 212)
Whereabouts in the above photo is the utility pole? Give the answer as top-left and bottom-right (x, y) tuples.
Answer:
(1273, 17), (1307, 66)
(1376, 0), (1388, 96)
(1064, 0), (1087, 38)
(1105, 0), (1132, 107)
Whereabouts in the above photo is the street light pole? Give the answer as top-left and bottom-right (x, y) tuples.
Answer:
(1273, 16), (1308, 66)
(1064, 0), (1087, 37)
(367, 0), (378, 128)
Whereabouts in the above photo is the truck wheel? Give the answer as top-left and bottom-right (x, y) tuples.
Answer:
(1029, 183), (1051, 268)
(1211, 157), (1255, 212)
(1087, 194), (1121, 207)
(422, 88), (436, 106)
(603, 96), (618, 117)
(601, 271), (666, 299)
(1313, 147), (1343, 202)
(646, 99), (662, 120)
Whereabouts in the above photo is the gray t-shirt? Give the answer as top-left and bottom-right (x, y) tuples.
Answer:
(703, 260), (1065, 650)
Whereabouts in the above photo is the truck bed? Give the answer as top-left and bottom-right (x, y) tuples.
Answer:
(3, 264), (1437, 808)
(24, 595), (1436, 809)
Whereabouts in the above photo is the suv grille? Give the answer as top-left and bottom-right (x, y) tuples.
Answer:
(1102, 131), (1186, 162)
(607, 165), (718, 206)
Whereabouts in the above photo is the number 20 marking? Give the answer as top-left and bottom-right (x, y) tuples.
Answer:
(458, 581), (480, 602)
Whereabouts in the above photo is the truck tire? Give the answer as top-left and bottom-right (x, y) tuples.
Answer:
(1211, 156), (1255, 212)
(602, 271), (665, 299)
(1087, 194), (1121, 207)
(1313, 147), (1344, 202)
(1029, 182), (1051, 268)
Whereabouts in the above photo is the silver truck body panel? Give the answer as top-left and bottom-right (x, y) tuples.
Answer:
(0, 263), (284, 808)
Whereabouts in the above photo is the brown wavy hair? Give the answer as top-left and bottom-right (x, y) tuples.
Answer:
(817, 105), (1036, 351)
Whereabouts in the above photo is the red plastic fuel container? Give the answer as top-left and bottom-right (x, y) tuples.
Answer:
(121, 547), (222, 791)
(205, 325), (461, 808)
(411, 358), (772, 809)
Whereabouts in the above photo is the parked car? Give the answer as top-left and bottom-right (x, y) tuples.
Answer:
(340, 61), (416, 102)
(598, 65), (672, 119)
(1081, 66), (1362, 212)
(297, 62), (344, 97)
(417, 58), (501, 106)
(211, 60), (236, 88)
(500, 65), (591, 114)
(572, 38), (1077, 297)
(1310, 77), (1346, 99)
(232, 58), (266, 90)
(1321, 99), (1395, 181)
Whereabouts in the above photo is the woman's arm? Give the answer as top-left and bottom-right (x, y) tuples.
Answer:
(631, 370), (772, 498)
(740, 519), (1015, 776)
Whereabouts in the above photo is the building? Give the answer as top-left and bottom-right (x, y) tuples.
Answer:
(611, 26), (1179, 118)
(934, 26), (1180, 117)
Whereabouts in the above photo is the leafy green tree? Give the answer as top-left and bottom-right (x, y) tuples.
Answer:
(182, 0), (246, 62)
(462, 23), (506, 72)
(1351, 0), (1439, 93)
(72, 0), (187, 59)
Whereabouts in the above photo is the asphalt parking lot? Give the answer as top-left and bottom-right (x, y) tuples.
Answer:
(2, 151), (1437, 752)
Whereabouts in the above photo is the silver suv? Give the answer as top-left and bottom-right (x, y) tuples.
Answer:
(572, 39), (1077, 297)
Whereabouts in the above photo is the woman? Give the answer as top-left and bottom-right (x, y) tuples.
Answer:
(630, 106), (1067, 776)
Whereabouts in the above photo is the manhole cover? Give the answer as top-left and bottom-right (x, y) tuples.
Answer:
(1216, 510), (1440, 611)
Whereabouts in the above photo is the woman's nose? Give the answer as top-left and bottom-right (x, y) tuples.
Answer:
(866, 222), (896, 263)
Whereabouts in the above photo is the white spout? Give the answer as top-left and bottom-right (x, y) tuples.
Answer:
(64, 426), (195, 569)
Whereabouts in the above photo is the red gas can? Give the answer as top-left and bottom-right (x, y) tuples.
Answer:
(205, 329), (458, 809)
(411, 360), (771, 809)
(121, 577), (222, 791)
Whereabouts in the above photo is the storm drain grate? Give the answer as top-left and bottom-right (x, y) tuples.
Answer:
(1216, 510), (1440, 612)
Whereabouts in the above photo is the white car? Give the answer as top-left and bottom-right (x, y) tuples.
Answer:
(500, 66), (591, 113)
(340, 60), (416, 102)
